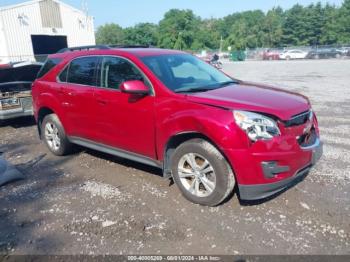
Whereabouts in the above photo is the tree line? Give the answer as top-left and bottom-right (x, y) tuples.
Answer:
(95, 0), (350, 51)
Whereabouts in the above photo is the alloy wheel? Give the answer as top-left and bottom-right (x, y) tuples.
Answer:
(177, 153), (216, 198)
(44, 122), (61, 151)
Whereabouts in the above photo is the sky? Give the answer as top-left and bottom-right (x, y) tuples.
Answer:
(0, 0), (345, 28)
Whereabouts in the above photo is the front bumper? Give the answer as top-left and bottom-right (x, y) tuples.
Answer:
(238, 138), (323, 201)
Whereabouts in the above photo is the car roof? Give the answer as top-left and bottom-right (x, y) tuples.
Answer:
(49, 48), (186, 60)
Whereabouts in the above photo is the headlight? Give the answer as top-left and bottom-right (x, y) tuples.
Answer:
(233, 110), (280, 141)
(0, 98), (20, 109)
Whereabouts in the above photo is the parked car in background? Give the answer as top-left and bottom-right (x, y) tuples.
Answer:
(0, 61), (42, 120)
(336, 47), (350, 56)
(32, 45), (322, 206)
(279, 50), (308, 60)
(306, 48), (342, 59)
(0, 64), (11, 69)
(262, 49), (281, 60)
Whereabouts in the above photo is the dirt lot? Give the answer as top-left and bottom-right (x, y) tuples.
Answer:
(0, 59), (349, 255)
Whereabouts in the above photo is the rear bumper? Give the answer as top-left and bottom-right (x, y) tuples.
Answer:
(237, 139), (323, 201)
(0, 97), (33, 120)
(0, 108), (33, 120)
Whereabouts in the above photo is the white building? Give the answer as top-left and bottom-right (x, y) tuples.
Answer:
(0, 0), (95, 63)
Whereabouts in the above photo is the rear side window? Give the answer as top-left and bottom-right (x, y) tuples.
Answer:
(67, 57), (99, 86)
(37, 58), (62, 78)
(58, 66), (68, 82)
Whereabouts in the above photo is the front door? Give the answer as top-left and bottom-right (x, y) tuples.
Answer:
(94, 56), (156, 159)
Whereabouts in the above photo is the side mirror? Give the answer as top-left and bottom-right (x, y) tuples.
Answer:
(119, 80), (150, 95)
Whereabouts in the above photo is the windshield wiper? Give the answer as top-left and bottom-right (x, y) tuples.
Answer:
(174, 87), (215, 93)
(217, 80), (238, 87)
(174, 80), (238, 93)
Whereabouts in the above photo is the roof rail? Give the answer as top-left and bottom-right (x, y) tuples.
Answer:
(57, 45), (111, 53)
(109, 44), (151, 48)
(57, 44), (152, 53)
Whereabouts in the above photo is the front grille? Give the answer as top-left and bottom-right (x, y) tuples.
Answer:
(284, 110), (312, 127)
(20, 97), (33, 110)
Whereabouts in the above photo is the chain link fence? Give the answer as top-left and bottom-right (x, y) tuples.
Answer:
(245, 44), (350, 61)
(193, 44), (350, 61)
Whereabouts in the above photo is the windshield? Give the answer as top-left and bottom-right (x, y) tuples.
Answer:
(140, 54), (236, 93)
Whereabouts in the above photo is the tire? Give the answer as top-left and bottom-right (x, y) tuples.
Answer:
(171, 139), (235, 206)
(41, 114), (73, 156)
(286, 56), (291, 61)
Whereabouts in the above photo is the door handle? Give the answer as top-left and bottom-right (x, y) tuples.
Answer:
(97, 99), (107, 105)
(58, 87), (65, 95)
(58, 87), (76, 96)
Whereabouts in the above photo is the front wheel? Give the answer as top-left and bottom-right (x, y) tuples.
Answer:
(171, 139), (235, 206)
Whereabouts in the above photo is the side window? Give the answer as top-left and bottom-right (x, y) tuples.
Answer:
(67, 57), (98, 86)
(37, 58), (62, 79)
(100, 57), (144, 90)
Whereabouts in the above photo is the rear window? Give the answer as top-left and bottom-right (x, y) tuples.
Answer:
(37, 58), (62, 79)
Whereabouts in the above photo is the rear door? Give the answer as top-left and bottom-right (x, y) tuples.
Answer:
(93, 56), (156, 158)
(58, 56), (99, 140)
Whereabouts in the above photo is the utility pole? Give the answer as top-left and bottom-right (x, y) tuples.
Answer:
(81, 0), (89, 29)
(81, 0), (88, 16)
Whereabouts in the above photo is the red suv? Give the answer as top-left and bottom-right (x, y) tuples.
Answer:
(32, 45), (323, 206)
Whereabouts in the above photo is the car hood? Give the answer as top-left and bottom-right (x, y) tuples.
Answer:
(186, 82), (310, 120)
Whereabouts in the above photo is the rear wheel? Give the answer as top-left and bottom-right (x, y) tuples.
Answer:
(171, 139), (235, 206)
(42, 114), (73, 156)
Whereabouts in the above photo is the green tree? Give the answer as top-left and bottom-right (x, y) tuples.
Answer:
(282, 4), (307, 45)
(225, 10), (265, 49)
(95, 1), (350, 51)
(336, 0), (350, 43)
(320, 4), (339, 44)
(124, 23), (158, 46)
(95, 23), (124, 45)
(302, 3), (326, 46)
(263, 7), (284, 47)
(158, 9), (200, 49)
(191, 18), (220, 50)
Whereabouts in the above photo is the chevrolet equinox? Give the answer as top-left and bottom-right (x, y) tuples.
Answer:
(32, 45), (323, 206)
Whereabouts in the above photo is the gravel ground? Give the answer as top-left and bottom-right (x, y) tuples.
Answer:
(0, 59), (349, 255)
